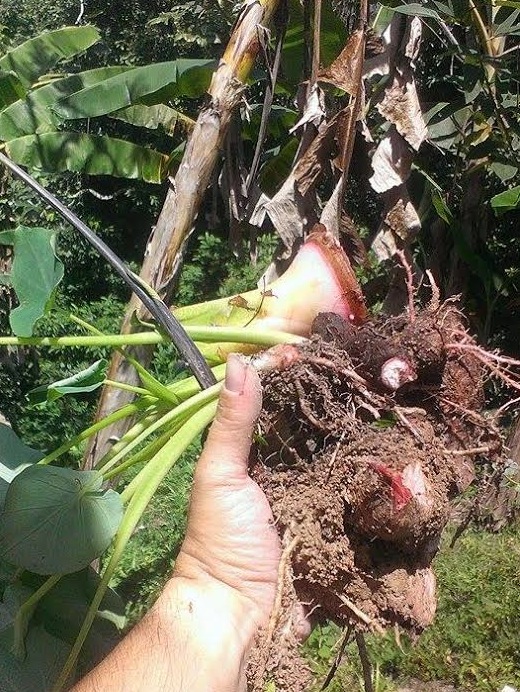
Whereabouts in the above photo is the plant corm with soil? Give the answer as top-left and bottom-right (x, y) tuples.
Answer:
(240, 228), (513, 691)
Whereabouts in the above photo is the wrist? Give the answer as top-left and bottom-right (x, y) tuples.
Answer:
(152, 575), (258, 691)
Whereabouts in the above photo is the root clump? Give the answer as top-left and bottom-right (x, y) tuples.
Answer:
(248, 302), (505, 690)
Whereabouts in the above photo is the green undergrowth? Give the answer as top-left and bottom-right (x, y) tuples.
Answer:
(107, 441), (200, 624)
(302, 526), (520, 692)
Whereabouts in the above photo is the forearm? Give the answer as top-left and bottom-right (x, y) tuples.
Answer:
(72, 577), (256, 692)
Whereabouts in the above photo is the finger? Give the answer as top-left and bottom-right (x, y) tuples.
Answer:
(197, 354), (262, 478)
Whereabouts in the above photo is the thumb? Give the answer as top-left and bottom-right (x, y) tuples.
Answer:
(196, 354), (262, 478)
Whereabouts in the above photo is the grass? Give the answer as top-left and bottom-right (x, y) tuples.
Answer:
(302, 527), (520, 692)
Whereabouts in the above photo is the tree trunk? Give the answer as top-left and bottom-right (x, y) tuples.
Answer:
(83, 0), (283, 468)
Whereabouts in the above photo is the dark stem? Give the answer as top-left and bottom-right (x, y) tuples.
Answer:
(0, 152), (216, 389)
(355, 632), (374, 692)
(246, 0), (287, 193)
(320, 624), (353, 690)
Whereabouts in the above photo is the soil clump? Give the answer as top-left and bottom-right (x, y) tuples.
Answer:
(248, 302), (503, 691)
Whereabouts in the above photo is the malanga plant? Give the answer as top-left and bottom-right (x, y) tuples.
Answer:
(0, 0), (519, 690)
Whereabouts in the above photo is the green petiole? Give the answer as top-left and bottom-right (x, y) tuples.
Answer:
(0, 325), (304, 348)
(52, 400), (218, 692)
(99, 380), (222, 482)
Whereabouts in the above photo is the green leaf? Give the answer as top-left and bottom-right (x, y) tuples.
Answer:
(490, 185), (520, 215)
(0, 26), (100, 88)
(425, 103), (471, 150)
(5, 133), (168, 183)
(0, 66), (131, 140)
(0, 226), (64, 337)
(110, 103), (190, 134)
(28, 360), (108, 405)
(0, 424), (43, 509)
(0, 71), (25, 111)
(494, 8), (520, 35)
(432, 192), (494, 286)
(0, 466), (123, 575)
(282, 0), (348, 87)
(259, 138), (299, 195)
(388, 2), (443, 19)
(54, 59), (213, 120)
(27, 568), (124, 669)
(432, 0), (455, 18)
(431, 190), (454, 224)
(0, 622), (70, 692)
(489, 161), (518, 183)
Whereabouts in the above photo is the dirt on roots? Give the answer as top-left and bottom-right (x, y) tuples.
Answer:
(247, 302), (504, 691)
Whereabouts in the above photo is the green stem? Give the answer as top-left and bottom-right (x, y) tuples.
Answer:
(99, 381), (222, 480)
(39, 398), (155, 465)
(97, 365), (226, 476)
(94, 407), (165, 471)
(70, 313), (181, 404)
(103, 379), (151, 396)
(52, 401), (217, 692)
(13, 574), (61, 658)
(102, 416), (189, 482)
(166, 363), (226, 398)
(0, 326), (304, 349)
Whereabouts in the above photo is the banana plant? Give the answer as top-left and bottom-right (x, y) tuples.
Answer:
(0, 26), (213, 183)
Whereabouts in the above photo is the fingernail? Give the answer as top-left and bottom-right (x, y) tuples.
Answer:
(225, 354), (247, 394)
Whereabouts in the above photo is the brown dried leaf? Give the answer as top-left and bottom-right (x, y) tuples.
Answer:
(293, 113), (341, 196)
(376, 65), (427, 151)
(404, 16), (422, 63)
(251, 174), (316, 249)
(363, 15), (405, 79)
(318, 29), (365, 95)
(289, 83), (326, 134)
(369, 128), (413, 194)
(371, 186), (421, 261)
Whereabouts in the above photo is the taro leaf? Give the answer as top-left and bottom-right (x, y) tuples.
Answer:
(0, 26), (100, 88)
(0, 622), (70, 692)
(0, 583), (33, 634)
(0, 226), (64, 337)
(54, 59), (213, 120)
(0, 66), (131, 140)
(5, 133), (168, 183)
(0, 423), (43, 508)
(30, 568), (124, 671)
(0, 71), (25, 111)
(0, 466), (123, 575)
(491, 185), (520, 215)
(28, 360), (108, 406)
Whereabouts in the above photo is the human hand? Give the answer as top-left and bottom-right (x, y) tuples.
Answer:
(170, 354), (282, 642)
(74, 356), (306, 692)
